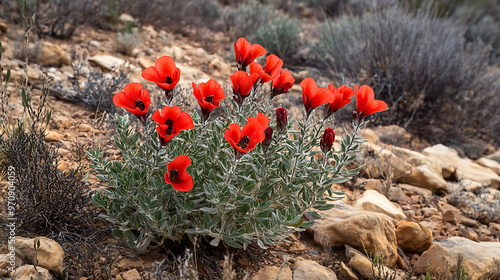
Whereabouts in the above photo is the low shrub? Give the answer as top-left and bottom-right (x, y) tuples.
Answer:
(88, 38), (387, 253)
(119, 0), (221, 35)
(251, 16), (301, 65)
(65, 58), (130, 115)
(219, 0), (278, 39)
(0, 124), (97, 238)
(114, 31), (142, 56)
(316, 3), (500, 144)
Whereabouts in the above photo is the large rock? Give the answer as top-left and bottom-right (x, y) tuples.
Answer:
(354, 190), (406, 220)
(15, 237), (64, 276)
(88, 55), (127, 71)
(253, 266), (292, 280)
(361, 142), (412, 180)
(177, 63), (211, 88)
(393, 147), (448, 192)
(292, 260), (336, 280)
(395, 221), (432, 254)
(423, 144), (500, 189)
(476, 157), (500, 175)
(11, 265), (52, 280)
(345, 246), (395, 279)
(38, 41), (71, 67)
(308, 202), (398, 267)
(415, 237), (500, 279)
(485, 150), (500, 163)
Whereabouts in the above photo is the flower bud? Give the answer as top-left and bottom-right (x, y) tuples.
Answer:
(320, 128), (335, 154)
(276, 108), (287, 134)
(262, 127), (273, 151)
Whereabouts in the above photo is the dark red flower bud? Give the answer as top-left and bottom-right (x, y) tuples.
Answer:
(320, 128), (335, 154)
(262, 127), (273, 151)
(276, 108), (287, 134)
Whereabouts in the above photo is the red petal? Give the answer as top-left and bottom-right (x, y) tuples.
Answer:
(174, 112), (195, 130)
(142, 67), (161, 82)
(155, 56), (177, 78)
(113, 91), (135, 109)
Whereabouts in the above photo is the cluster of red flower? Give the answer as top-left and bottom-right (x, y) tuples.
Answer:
(112, 38), (387, 192)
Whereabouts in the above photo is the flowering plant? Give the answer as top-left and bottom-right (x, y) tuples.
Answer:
(88, 37), (387, 253)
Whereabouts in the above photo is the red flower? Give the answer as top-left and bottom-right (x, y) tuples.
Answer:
(263, 54), (283, 79)
(234, 37), (267, 71)
(249, 62), (272, 84)
(225, 112), (270, 158)
(271, 69), (295, 98)
(142, 56), (181, 102)
(113, 83), (151, 124)
(354, 85), (388, 122)
(324, 84), (355, 119)
(320, 128), (335, 154)
(165, 155), (193, 191)
(192, 79), (225, 121)
(249, 54), (284, 85)
(301, 78), (334, 118)
(275, 108), (287, 134)
(152, 106), (194, 145)
(230, 71), (260, 107)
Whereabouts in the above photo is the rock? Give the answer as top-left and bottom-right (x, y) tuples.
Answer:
(347, 248), (395, 279)
(44, 130), (62, 142)
(118, 14), (136, 25)
(11, 265), (52, 280)
(422, 207), (439, 217)
(38, 42), (71, 67)
(485, 150), (500, 163)
(348, 255), (373, 279)
(138, 57), (154, 69)
(373, 125), (412, 144)
(177, 63), (211, 87)
(392, 147), (448, 192)
(462, 179), (483, 193)
(209, 57), (231, 76)
(415, 237), (500, 279)
(360, 128), (380, 143)
(399, 183), (433, 197)
(361, 143), (412, 180)
(0, 254), (21, 277)
(309, 202), (398, 267)
(121, 269), (141, 280)
(253, 266), (293, 280)
(116, 256), (144, 272)
(339, 262), (358, 280)
(88, 55), (127, 72)
(423, 144), (500, 189)
(354, 190), (406, 220)
(476, 157), (500, 175)
(56, 118), (71, 129)
(142, 25), (157, 39)
(292, 260), (336, 280)
(294, 70), (309, 81)
(160, 46), (185, 62)
(5, 66), (44, 84)
(0, 19), (7, 33)
(388, 186), (406, 202)
(395, 221), (433, 254)
(79, 123), (93, 132)
(15, 237), (63, 276)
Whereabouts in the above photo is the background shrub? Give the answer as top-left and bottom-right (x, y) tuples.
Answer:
(0, 125), (97, 238)
(219, 0), (278, 39)
(251, 16), (301, 65)
(119, 0), (221, 34)
(316, 3), (500, 144)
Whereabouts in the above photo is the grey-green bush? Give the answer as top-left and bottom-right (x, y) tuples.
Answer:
(316, 3), (500, 144)
(251, 16), (301, 64)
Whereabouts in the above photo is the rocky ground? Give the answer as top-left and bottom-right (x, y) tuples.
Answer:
(1, 15), (500, 280)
